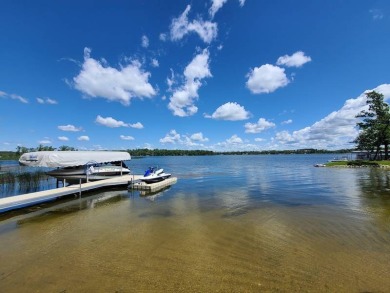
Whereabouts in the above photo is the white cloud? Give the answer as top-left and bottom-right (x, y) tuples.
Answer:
(73, 47), (156, 106)
(190, 132), (209, 142)
(281, 119), (293, 125)
(39, 139), (52, 144)
(245, 118), (276, 133)
(170, 5), (218, 43)
(151, 58), (159, 67)
(58, 124), (82, 132)
(78, 136), (90, 141)
(95, 115), (129, 128)
(129, 122), (144, 129)
(214, 134), (259, 151)
(37, 97), (58, 104)
(168, 49), (212, 116)
(254, 138), (265, 142)
(209, 0), (245, 17)
(370, 9), (384, 20)
(205, 102), (250, 121)
(46, 98), (58, 104)
(273, 84), (390, 149)
(226, 134), (243, 144)
(246, 64), (289, 94)
(210, 0), (228, 18)
(10, 94), (28, 104)
(120, 135), (135, 141)
(58, 136), (69, 141)
(141, 35), (149, 48)
(159, 130), (209, 146)
(160, 130), (181, 144)
(276, 51), (312, 68)
(159, 33), (167, 41)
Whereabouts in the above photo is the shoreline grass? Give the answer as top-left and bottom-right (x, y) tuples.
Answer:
(326, 160), (390, 167)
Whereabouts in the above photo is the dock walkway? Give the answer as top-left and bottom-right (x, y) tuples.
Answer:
(0, 175), (178, 213)
(0, 175), (136, 213)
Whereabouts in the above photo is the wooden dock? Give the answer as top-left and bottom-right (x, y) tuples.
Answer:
(0, 175), (177, 213)
(129, 177), (177, 192)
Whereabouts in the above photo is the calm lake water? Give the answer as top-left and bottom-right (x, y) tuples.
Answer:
(1, 155), (390, 292)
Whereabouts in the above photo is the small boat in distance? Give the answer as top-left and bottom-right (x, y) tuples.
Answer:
(140, 167), (171, 184)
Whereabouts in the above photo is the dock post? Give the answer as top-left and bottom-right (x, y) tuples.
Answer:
(79, 178), (82, 197)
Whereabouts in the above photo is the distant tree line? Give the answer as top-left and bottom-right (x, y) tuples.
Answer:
(1, 147), (353, 161)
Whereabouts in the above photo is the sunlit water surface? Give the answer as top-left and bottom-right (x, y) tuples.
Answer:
(1, 155), (390, 292)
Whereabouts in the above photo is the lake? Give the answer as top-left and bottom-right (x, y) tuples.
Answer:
(0, 155), (390, 292)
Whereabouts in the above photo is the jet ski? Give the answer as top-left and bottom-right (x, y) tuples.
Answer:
(140, 167), (171, 184)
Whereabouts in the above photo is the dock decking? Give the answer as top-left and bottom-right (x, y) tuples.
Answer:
(129, 177), (178, 192)
(0, 175), (177, 213)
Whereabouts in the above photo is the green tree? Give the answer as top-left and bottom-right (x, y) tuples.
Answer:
(58, 145), (77, 151)
(355, 91), (390, 160)
(36, 144), (56, 151)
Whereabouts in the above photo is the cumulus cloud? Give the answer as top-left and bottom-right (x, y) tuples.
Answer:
(73, 48), (156, 106)
(58, 136), (69, 141)
(246, 64), (289, 94)
(78, 136), (90, 141)
(58, 124), (82, 132)
(141, 35), (149, 48)
(168, 49), (212, 116)
(190, 132), (209, 142)
(95, 115), (129, 128)
(276, 51), (312, 68)
(129, 122), (144, 129)
(160, 130), (181, 144)
(226, 134), (243, 144)
(170, 5), (218, 43)
(273, 84), (390, 149)
(214, 134), (259, 151)
(159, 130), (209, 146)
(205, 102), (250, 121)
(120, 135), (135, 141)
(245, 118), (276, 133)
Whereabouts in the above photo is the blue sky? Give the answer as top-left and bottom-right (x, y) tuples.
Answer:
(1, 0), (390, 152)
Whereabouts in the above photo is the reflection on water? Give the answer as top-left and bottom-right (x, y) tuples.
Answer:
(1, 155), (390, 292)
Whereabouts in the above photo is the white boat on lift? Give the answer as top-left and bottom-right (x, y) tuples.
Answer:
(19, 151), (131, 182)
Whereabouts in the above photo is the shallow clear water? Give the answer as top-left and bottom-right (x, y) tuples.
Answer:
(1, 155), (390, 292)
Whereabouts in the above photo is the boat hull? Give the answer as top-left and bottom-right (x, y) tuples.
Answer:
(47, 166), (130, 180)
